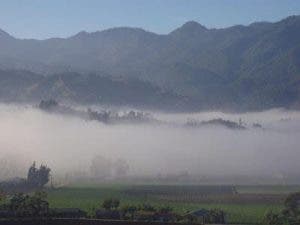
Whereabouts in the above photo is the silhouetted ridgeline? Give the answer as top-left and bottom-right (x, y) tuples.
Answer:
(38, 100), (266, 130)
(38, 99), (158, 124)
(186, 118), (246, 130)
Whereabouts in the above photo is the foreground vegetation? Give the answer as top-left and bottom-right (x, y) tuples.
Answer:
(0, 189), (225, 223)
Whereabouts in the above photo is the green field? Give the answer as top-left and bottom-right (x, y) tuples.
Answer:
(45, 184), (300, 224)
(236, 185), (300, 194)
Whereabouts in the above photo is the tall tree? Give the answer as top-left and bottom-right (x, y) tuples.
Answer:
(38, 165), (51, 188)
(27, 162), (39, 187)
(27, 162), (51, 188)
(102, 198), (120, 211)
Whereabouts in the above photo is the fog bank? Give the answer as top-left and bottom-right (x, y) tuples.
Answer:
(0, 104), (300, 184)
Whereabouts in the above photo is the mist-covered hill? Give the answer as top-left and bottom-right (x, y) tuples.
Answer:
(0, 15), (300, 110)
(0, 70), (189, 110)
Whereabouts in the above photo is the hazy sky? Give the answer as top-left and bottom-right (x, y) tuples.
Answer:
(0, 0), (299, 39)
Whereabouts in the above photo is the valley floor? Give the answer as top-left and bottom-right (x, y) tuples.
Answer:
(46, 184), (300, 224)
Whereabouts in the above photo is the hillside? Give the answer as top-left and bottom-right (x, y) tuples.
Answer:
(0, 70), (187, 110)
(0, 15), (299, 110)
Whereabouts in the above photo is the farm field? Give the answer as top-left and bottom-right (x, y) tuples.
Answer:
(45, 184), (300, 224)
(236, 185), (300, 194)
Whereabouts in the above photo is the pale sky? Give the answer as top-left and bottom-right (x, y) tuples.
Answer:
(0, 0), (299, 39)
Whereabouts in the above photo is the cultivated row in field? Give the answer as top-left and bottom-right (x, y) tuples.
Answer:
(123, 185), (237, 196)
(154, 193), (286, 204)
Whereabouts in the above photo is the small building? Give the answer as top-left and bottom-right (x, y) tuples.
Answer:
(153, 212), (177, 222)
(185, 209), (226, 224)
(95, 210), (121, 220)
(134, 211), (155, 222)
(185, 209), (210, 224)
(50, 208), (87, 218)
(133, 211), (178, 222)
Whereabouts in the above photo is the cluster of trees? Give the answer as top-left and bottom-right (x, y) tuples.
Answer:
(96, 198), (225, 223)
(87, 108), (153, 124)
(0, 192), (49, 217)
(102, 198), (121, 211)
(27, 162), (51, 189)
(186, 118), (246, 130)
(38, 99), (58, 110)
(204, 209), (226, 224)
(0, 162), (51, 193)
(38, 99), (156, 125)
(96, 198), (178, 222)
(263, 192), (300, 225)
(0, 192), (88, 219)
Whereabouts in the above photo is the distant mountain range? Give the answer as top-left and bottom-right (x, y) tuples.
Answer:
(0, 15), (299, 111)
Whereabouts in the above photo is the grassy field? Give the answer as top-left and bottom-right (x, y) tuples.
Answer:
(236, 185), (300, 194)
(44, 184), (300, 224)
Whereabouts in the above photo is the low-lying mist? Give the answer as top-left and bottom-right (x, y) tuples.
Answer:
(1, 104), (300, 185)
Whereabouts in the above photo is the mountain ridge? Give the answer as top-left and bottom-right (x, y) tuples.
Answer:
(0, 15), (299, 111)
(2, 15), (299, 40)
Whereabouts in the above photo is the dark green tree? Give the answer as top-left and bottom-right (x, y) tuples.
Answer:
(9, 193), (29, 216)
(27, 162), (39, 187)
(281, 192), (300, 224)
(207, 208), (226, 224)
(285, 192), (300, 212)
(262, 210), (284, 225)
(102, 198), (120, 211)
(27, 162), (51, 188)
(122, 205), (137, 220)
(139, 203), (156, 212)
(158, 206), (173, 214)
(27, 191), (49, 217)
(38, 165), (51, 188)
(8, 192), (49, 217)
